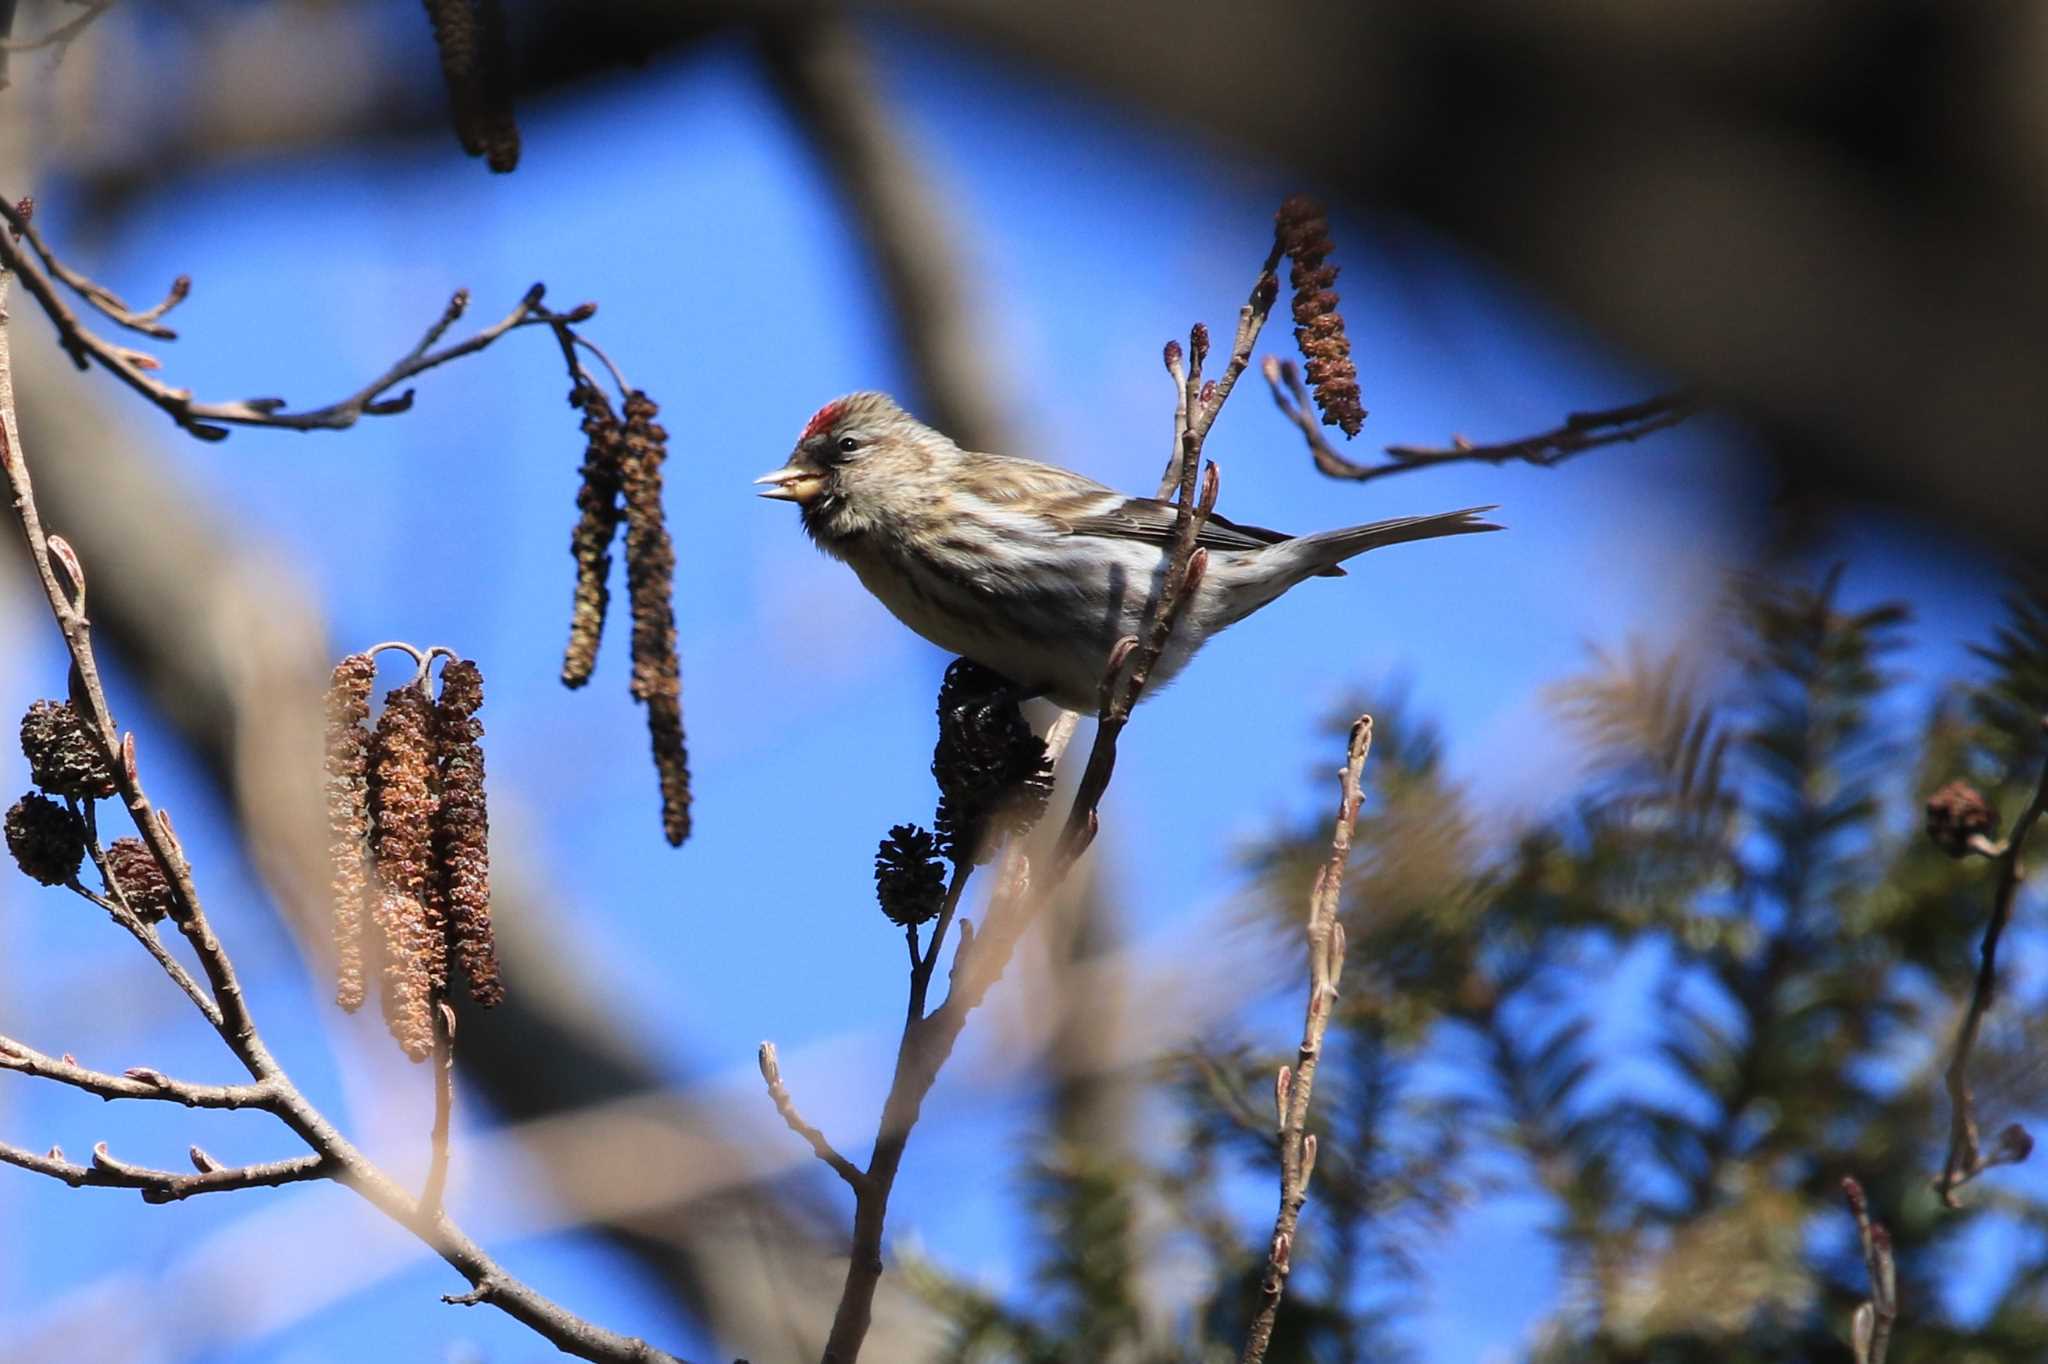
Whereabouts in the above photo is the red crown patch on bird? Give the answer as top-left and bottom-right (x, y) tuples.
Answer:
(800, 400), (845, 442)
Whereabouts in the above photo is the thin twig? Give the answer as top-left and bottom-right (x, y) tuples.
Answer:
(1841, 1176), (1897, 1364)
(1264, 359), (1697, 484)
(422, 1002), (456, 1222)
(0, 1139), (329, 1204)
(0, 202), (594, 441)
(758, 1041), (868, 1193)
(1936, 739), (2048, 1205)
(1240, 715), (1370, 1364)
(0, 1036), (277, 1108)
(0, 261), (689, 1364)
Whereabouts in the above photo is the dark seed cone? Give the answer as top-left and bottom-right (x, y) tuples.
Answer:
(473, 0), (521, 172)
(619, 390), (693, 847)
(434, 659), (501, 1007)
(370, 685), (441, 1060)
(932, 660), (1055, 865)
(325, 654), (377, 1012)
(421, 0), (520, 171)
(105, 837), (175, 924)
(1275, 194), (1365, 438)
(876, 824), (947, 927)
(421, 0), (485, 156)
(5, 793), (84, 887)
(1926, 778), (1999, 857)
(20, 698), (117, 800)
(561, 382), (626, 688)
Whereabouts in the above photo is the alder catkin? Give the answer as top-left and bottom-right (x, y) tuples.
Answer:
(560, 383), (625, 689)
(324, 654), (377, 1012)
(434, 659), (501, 1006)
(1275, 195), (1365, 438)
(618, 389), (693, 847)
(370, 684), (440, 1060)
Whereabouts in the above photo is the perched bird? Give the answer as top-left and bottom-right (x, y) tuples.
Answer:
(756, 392), (1501, 712)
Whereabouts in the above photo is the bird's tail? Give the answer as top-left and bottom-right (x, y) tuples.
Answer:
(1285, 506), (1503, 578)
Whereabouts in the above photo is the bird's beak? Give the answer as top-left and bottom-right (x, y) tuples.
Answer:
(754, 463), (823, 504)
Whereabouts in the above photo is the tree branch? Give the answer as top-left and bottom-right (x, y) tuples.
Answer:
(1264, 356), (1697, 484)
(0, 1036), (277, 1108)
(758, 1041), (868, 1194)
(0, 1139), (330, 1204)
(0, 198), (596, 442)
(1240, 715), (1369, 1364)
(1935, 736), (2048, 1205)
(1841, 1175), (1897, 1364)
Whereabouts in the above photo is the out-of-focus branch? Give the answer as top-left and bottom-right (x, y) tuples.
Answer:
(0, 1140), (329, 1204)
(1264, 355), (1697, 483)
(0, 0), (114, 61)
(756, 16), (1011, 454)
(1935, 739), (2048, 1205)
(759, 1042), (869, 1193)
(1841, 1176), (1897, 1364)
(1240, 716), (1367, 1364)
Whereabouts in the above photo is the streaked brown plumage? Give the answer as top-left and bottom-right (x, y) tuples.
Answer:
(757, 392), (1500, 711)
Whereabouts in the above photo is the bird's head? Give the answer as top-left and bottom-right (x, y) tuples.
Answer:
(755, 392), (949, 533)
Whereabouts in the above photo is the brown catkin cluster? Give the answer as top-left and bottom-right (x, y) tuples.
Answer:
(561, 383), (627, 689)
(325, 654), (377, 1012)
(325, 654), (502, 1059)
(420, 0), (520, 172)
(5, 793), (84, 887)
(20, 698), (117, 800)
(621, 391), (693, 847)
(434, 660), (501, 1007)
(555, 383), (693, 848)
(371, 684), (442, 1060)
(1275, 194), (1365, 438)
(105, 837), (175, 924)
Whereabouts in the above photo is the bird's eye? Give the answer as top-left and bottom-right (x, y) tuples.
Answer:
(836, 436), (861, 454)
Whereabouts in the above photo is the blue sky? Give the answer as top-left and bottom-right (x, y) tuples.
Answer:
(0, 22), (2031, 1364)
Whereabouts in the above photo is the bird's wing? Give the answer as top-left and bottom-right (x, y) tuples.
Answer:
(1061, 497), (1298, 555)
(958, 453), (1297, 554)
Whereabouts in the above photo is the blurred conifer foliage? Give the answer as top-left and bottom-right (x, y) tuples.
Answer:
(913, 576), (2048, 1363)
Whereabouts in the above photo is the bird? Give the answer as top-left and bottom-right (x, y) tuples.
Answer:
(755, 392), (1501, 713)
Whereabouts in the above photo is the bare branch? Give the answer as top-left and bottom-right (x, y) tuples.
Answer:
(1264, 357), (1697, 484)
(1240, 715), (1370, 1364)
(758, 1041), (868, 1193)
(0, 1138), (328, 1204)
(1841, 1176), (1897, 1364)
(0, 1036), (277, 1109)
(0, 200), (596, 442)
(1936, 735), (2048, 1205)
